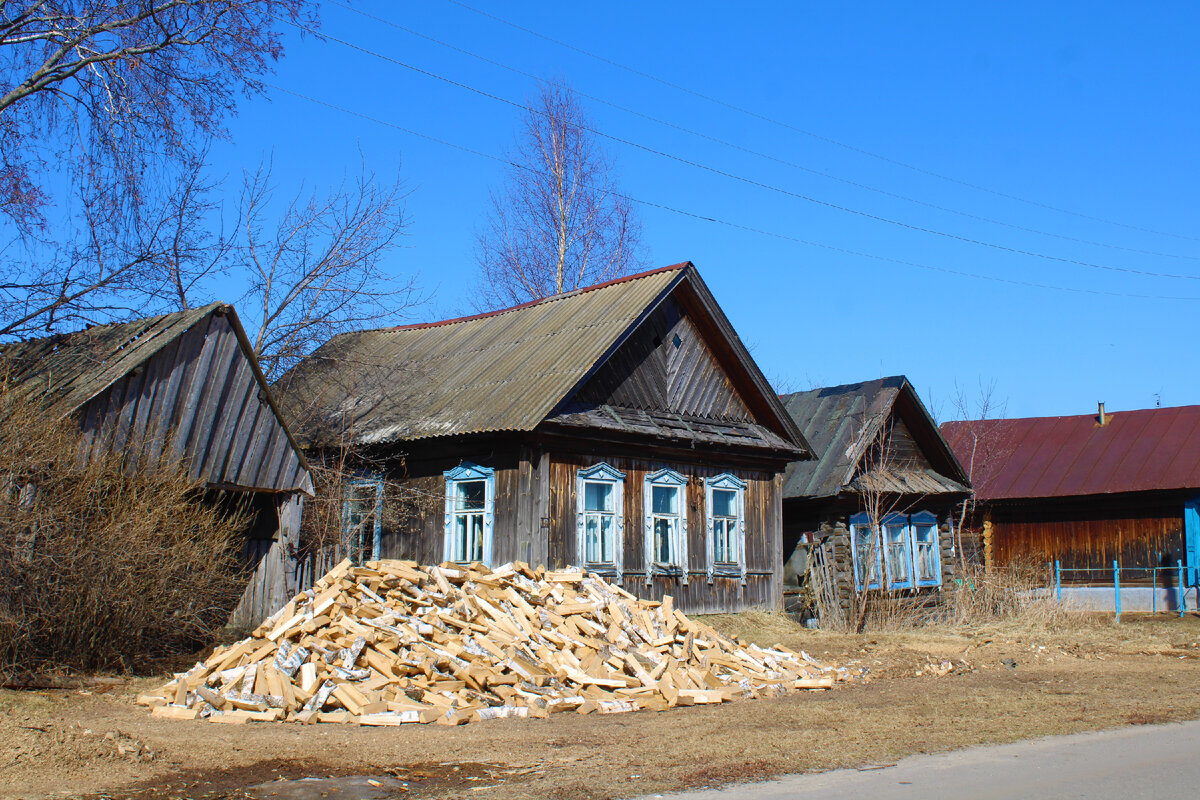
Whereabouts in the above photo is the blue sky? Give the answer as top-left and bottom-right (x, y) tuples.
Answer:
(206, 1), (1200, 421)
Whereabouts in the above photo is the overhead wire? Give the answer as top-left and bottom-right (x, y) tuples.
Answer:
(263, 81), (1200, 303)
(279, 14), (1200, 283)
(327, 0), (1199, 264)
(438, 0), (1200, 244)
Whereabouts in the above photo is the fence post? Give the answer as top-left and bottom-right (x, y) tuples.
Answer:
(1152, 566), (1157, 614)
(1055, 560), (1061, 603)
(1113, 560), (1121, 623)
(1179, 559), (1187, 617)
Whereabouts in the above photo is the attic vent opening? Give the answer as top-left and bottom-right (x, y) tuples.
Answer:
(672, 334), (682, 349)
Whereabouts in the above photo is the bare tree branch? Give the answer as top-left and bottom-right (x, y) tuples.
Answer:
(474, 79), (644, 309)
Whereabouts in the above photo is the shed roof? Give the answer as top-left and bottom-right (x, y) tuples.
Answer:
(940, 404), (1200, 501)
(0, 303), (311, 491)
(0, 304), (219, 415)
(780, 376), (969, 500)
(276, 262), (808, 453)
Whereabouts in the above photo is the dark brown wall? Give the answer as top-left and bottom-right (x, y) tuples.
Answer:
(988, 491), (1189, 580)
(574, 297), (753, 422)
(373, 435), (787, 614)
(546, 450), (782, 614)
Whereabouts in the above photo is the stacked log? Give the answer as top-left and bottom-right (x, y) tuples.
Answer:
(139, 560), (855, 725)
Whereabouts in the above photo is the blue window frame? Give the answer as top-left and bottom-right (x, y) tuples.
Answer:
(644, 468), (689, 584)
(342, 476), (384, 565)
(576, 463), (625, 580)
(704, 473), (747, 585)
(849, 512), (882, 590)
(850, 511), (942, 590)
(443, 462), (495, 566)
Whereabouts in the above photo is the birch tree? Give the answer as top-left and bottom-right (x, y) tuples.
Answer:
(475, 80), (643, 309)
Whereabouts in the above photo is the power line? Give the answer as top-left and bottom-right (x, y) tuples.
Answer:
(262, 81), (1200, 303)
(438, 0), (1200, 245)
(327, 0), (1200, 264)
(281, 15), (1200, 283)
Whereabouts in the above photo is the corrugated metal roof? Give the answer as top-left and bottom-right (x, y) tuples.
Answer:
(276, 263), (809, 453)
(0, 304), (221, 415)
(940, 404), (1200, 501)
(780, 376), (969, 500)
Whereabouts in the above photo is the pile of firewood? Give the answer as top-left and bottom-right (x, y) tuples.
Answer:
(138, 560), (855, 725)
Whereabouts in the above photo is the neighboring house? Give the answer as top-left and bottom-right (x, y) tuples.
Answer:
(274, 263), (811, 613)
(778, 377), (970, 617)
(941, 403), (1200, 603)
(0, 303), (313, 627)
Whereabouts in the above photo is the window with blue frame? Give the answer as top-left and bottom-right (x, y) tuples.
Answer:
(576, 463), (625, 579)
(704, 473), (747, 584)
(444, 463), (495, 565)
(342, 476), (384, 564)
(644, 468), (688, 583)
(850, 511), (942, 590)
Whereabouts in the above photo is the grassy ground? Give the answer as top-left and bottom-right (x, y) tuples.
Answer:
(4, 612), (1200, 800)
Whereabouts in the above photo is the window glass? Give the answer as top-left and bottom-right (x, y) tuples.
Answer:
(652, 485), (678, 515)
(712, 488), (736, 518)
(914, 524), (938, 582)
(448, 478), (487, 562)
(584, 481), (613, 513)
(581, 478), (618, 565)
(854, 525), (880, 586)
(885, 523), (910, 584)
(453, 480), (485, 511)
(653, 517), (674, 563)
(711, 488), (738, 563)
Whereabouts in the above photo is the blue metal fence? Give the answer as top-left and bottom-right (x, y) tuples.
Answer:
(1051, 559), (1189, 621)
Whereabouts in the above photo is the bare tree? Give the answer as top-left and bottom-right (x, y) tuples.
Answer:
(475, 79), (643, 309)
(0, 0), (316, 334)
(948, 380), (1013, 570)
(234, 160), (416, 378)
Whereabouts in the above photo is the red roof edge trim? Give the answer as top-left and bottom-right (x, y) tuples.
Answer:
(388, 262), (693, 332)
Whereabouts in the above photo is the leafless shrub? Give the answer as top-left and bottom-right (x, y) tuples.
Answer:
(0, 380), (248, 673)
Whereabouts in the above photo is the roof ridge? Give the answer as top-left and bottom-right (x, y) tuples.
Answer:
(387, 263), (692, 333)
(943, 403), (1200, 427)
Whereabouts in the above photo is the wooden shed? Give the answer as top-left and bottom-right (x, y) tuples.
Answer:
(0, 303), (313, 626)
(941, 403), (1200, 590)
(778, 377), (970, 618)
(275, 262), (811, 613)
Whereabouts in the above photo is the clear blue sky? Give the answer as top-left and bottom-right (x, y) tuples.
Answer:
(207, 1), (1200, 421)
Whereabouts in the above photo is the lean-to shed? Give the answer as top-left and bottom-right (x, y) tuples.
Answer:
(0, 303), (313, 626)
(778, 377), (970, 617)
(275, 262), (811, 613)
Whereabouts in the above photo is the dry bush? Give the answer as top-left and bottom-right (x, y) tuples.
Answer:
(942, 562), (1069, 628)
(0, 384), (248, 673)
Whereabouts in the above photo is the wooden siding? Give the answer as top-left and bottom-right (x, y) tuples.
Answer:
(375, 448), (524, 566)
(989, 493), (1188, 580)
(363, 438), (786, 614)
(573, 297), (753, 422)
(546, 451), (781, 614)
(76, 310), (307, 493)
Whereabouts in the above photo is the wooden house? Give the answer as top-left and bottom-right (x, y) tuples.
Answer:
(941, 403), (1200, 595)
(778, 377), (970, 617)
(0, 303), (313, 626)
(274, 263), (811, 613)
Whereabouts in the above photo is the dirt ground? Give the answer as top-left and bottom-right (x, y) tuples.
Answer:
(5, 612), (1200, 800)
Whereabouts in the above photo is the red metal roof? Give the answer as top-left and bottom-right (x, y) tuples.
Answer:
(940, 405), (1200, 501)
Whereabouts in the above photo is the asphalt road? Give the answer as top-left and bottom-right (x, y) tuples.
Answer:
(639, 719), (1200, 799)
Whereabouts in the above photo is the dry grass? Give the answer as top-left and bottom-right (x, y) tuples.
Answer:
(0, 379), (248, 673)
(5, 611), (1200, 800)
